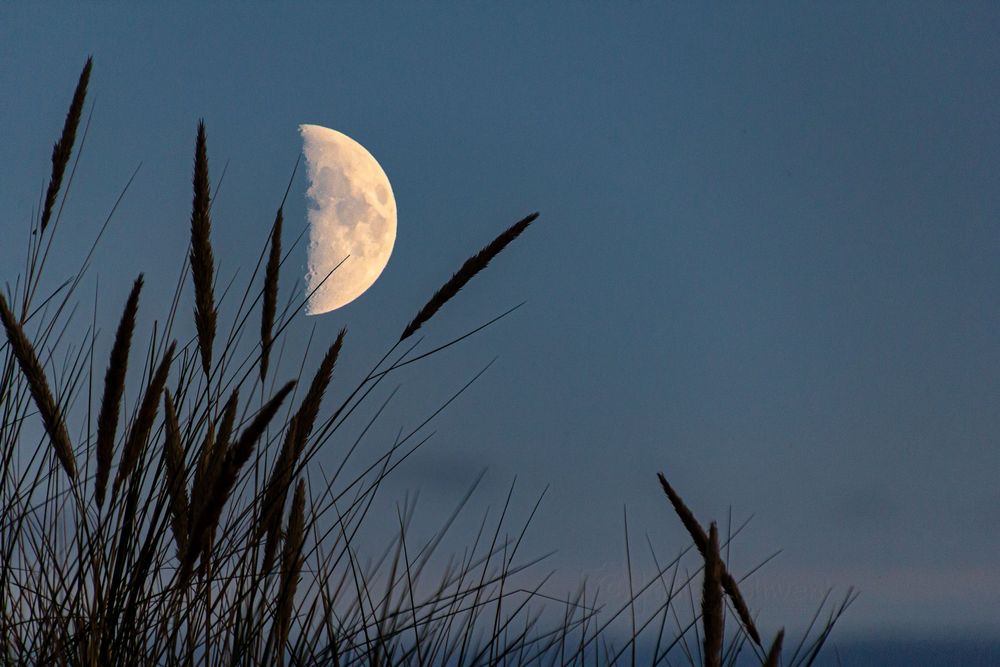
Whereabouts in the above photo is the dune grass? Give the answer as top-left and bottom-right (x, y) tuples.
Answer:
(0, 58), (854, 666)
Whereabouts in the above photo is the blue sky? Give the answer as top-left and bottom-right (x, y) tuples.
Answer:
(3, 2), (1000, 644)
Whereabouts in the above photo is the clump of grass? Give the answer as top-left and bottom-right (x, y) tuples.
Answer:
(0, 57), (853, 666)
(181, 379), (296, 581)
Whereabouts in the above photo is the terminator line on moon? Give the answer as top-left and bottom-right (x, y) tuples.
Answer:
(300, 124), (397, 315)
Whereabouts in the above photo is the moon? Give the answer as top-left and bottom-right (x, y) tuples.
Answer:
(300, 124), (397, 315)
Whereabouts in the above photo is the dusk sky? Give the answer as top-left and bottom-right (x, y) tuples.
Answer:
(3, 3), (1000, 653)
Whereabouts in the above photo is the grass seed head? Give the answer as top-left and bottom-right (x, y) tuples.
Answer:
(190, 120), (217, 378)
(95, 274), (143, 507)
(0, 293), (77, 482)
(400, 212), (537, 341)
(41, 57), (92, 232)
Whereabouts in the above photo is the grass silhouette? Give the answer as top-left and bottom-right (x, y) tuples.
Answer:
(0, 58), (853, 666)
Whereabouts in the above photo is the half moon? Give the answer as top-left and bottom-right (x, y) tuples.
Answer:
(300, 124), (397, 315)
